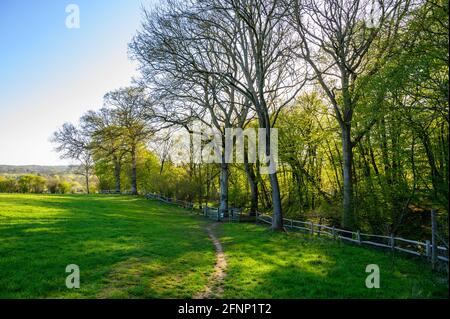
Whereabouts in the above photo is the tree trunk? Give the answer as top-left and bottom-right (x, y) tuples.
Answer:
(255, 159), (270, 208)
(421, 132), (442, 200)
(248, 170), (258, 215)
(198, 163), (203, 209)
(219, 161), (229, 218)
(85, 168), (90, 194)
(341, 123), (354, 229)
(114, 158), (121, 193)
(262, 124), (283, 231)
(159, 159), (165, 175)
(131, 145), (138, 195)
(269, 172), (283, 230)
(244, 148), (258, 215)
(206, 165), (211, 204)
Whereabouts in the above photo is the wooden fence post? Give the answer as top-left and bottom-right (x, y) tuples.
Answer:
(290, 219), (293, 228)
(390, 234), (395, 250)
(357, 230), (361, 245)
(310, 222), (314, 235)
(431, 209), (437, 270)
(332, 226), (336, 240)
(425, 240), (431, 258)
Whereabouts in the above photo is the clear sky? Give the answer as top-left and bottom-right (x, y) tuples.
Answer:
(0, 0), (156, 165)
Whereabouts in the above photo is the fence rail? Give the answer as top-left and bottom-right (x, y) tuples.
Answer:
(99, 190), (121, 194)
(145, 193), (194, 209)
(99, 190), (135, 195)
(142, 192), (448, 268)
(256, 212), (449, 264)
(145, 193), (247, 222)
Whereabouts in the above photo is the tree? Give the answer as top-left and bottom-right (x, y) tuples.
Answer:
(81, 108), (128, 193)
(52, 123), (94, 193)
(104, 87), (154, 195)
(0, 176), (18, 193)
(130, 1), (256, 216)
(131, 0), (308, 230)
(287, 0), (411, 229)
(17, 175), (46, 193)
(201, 0), (307, 229)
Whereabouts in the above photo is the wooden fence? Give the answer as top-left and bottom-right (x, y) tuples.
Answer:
(99, 190), (135, 195)
(201, 206), (244, 222)
(145, 193), (194, 209)
(99, 190), (121, 194)
(256, 212), (449, 265)
(142, 192), (448, 267)
(144, 193), (245, 222)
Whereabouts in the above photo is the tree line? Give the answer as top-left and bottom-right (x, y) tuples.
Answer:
(0, 174), (84, 194)
(50, 0), (448, 238)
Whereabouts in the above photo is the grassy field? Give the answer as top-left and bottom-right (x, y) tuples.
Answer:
(0, 194), (214, 298)
(218, 223), (448, 298)
(0, 194), (448, 298)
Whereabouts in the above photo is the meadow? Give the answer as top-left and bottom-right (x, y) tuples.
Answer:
(0, 194), (447, 298)
(218, 224), (448, 298)
(0, 194), (214, 298)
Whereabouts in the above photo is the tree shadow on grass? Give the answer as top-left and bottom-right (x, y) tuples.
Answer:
(0, 194), (215, 298)
(218, 223), (449, 299)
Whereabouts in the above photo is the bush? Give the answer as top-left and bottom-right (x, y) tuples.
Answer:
(18, 175), (47, 194)
(46, 177), (74, 194)
(0, 176), (18, 193)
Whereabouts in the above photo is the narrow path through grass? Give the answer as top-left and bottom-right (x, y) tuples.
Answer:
(0, 194), (447, 298)
(194, 222), (227, 299)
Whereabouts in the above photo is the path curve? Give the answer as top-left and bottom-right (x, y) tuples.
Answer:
(194, 222), (227, 299)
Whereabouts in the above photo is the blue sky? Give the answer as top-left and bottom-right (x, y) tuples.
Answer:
(0, 0), (156, 165)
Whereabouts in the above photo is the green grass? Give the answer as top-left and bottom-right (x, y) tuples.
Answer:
(218, 223), (449, 298)
(0, 194), (214, 298)
(0, 194), (447, 299)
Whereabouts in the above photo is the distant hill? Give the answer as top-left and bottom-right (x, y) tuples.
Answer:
(0, 165), (78, 175)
